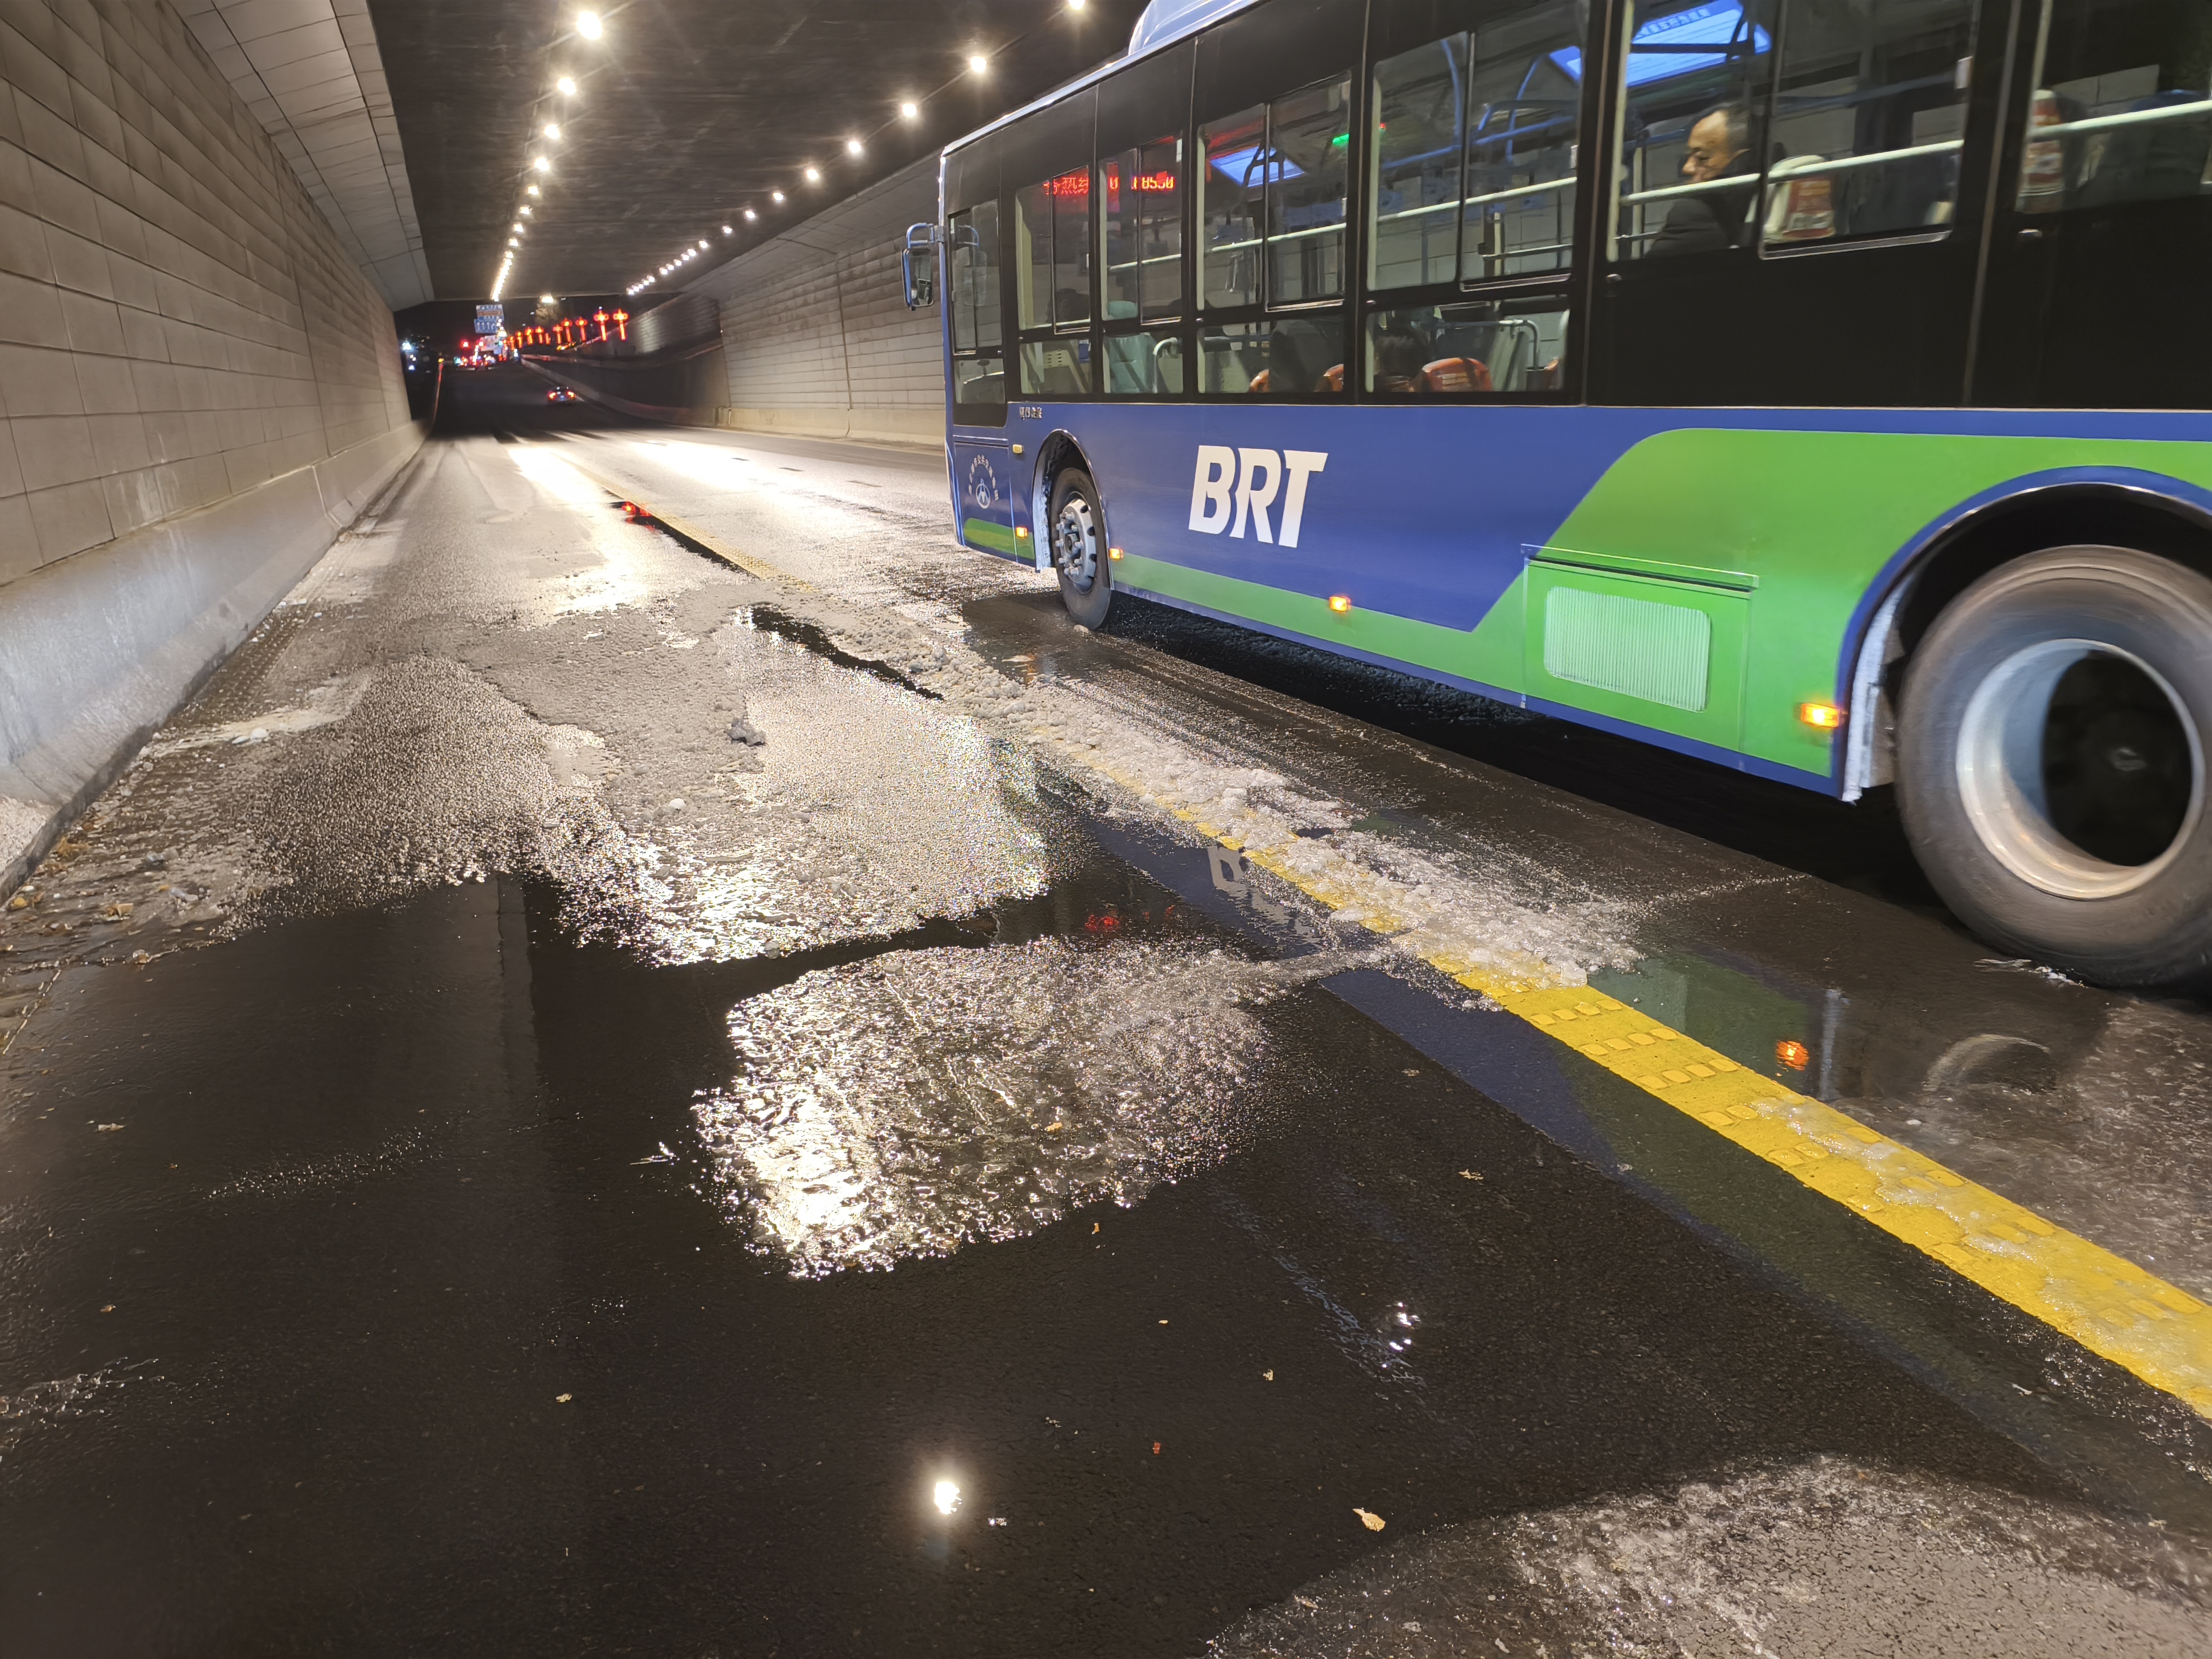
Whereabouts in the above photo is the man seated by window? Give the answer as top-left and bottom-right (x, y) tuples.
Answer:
(1648, 103), (1761, 257)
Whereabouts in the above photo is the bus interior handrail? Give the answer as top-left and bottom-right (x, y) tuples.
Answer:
(2037, 96), (2212, 139)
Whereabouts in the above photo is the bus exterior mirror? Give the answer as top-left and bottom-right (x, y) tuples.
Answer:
(902, 223), (939, 310)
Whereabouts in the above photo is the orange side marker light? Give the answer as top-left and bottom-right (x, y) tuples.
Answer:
(1327, 595), (1353, 615)
(1797, 701), (1843, 730)
(1776, 1039), (1810, 1071)
(1108, 546), (1124, 561)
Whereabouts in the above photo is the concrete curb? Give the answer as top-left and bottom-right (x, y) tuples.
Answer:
(0, 420), (427, 896)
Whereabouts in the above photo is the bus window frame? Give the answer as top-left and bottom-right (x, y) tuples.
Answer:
(1357, 0), (1607, 404)
(1192, 69), (1361, 393)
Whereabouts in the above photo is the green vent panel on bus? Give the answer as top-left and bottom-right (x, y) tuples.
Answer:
(1542, 586), (1711, 711)
(1522, 562), (1749, 751)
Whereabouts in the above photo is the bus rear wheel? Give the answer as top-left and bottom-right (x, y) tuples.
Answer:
(1049, 468), (1114, 629)
(1898, 545), (2212, 987)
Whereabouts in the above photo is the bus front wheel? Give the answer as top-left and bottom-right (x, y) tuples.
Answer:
(1049, 468), (1114, 629)
(1898, 545), (2212, 987)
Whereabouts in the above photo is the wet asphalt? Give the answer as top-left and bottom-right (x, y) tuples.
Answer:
(4, 368), (2212, 1655)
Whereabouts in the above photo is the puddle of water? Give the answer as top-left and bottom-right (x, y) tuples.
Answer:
(694, 927), (1371, 1277)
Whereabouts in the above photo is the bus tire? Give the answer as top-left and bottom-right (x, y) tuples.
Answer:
(1897, 544), (2212, 987)
(1049, 468), (1114, 629)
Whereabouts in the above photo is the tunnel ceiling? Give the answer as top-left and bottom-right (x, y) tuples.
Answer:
(365, 0), (1152, 302)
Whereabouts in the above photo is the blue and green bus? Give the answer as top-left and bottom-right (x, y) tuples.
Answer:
(906, 0), (2212, 986)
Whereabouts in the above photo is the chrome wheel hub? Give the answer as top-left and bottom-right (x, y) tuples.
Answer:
(1054, 495), (1100, 592)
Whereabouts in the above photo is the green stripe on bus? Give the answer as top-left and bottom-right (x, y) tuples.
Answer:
(1115, 551), (1526, 710)
(965, 517), (1020, 556)
(1549, 430), (2212, 771)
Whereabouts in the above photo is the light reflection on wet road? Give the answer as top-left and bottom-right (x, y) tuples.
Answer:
(3, 376), (2212, 1654)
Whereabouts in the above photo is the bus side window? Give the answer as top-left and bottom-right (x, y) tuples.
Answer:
(948, 203), (1005, 414)
(1609, 0), (1776, 263)
(1192, 0), (1364, 397)
(2015, 0), (2212, 213)
(1097, 39), (1193, 398)
(1365, 1), (1584, 396)
(1759, 0), (1976, 252)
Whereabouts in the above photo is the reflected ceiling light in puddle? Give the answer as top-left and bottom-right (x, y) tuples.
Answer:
(576, 11), (602, 39)
(933, 1480), (960, 1515)
(557, 75), (577, 95)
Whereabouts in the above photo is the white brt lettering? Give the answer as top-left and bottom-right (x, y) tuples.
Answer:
(1189, 446), (1326, 548)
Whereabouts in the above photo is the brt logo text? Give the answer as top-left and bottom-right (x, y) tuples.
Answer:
(1189, 446), (1327, 548)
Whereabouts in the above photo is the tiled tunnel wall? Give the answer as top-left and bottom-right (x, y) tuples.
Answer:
(692, 157), (943, 447)
(0, 0), (410, 590)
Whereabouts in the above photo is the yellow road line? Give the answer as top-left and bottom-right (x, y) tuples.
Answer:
(1082, 757), (2212, 1422)
(549, 446), (812, 590)
(561, 454), (2212, 1420)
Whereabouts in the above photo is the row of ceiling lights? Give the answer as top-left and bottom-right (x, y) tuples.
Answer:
(493, 9), (607, 301)
(624, 0), (1097, 297)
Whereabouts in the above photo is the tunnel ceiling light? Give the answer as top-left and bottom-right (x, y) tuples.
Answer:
(771, 190), (785, 204)
(533, 156), (551, 172)
(805, 166), (821, 182)
(744, 208), (757, 221)
(1069, 0), (1086, 9)
(557, 75), (577, 95)
(721, 224), (732, 235)
(968, 52), (988, 73)
(520, 205), (532, 215)
(527, 184), (540, 197)
(698, 240), (709, 250)
(576, 11), (602, 39)
(900, 100), (919, 119)
(846, 138), (864, 156)
(544, 122), (561, 139)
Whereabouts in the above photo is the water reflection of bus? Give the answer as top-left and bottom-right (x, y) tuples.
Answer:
(908, 0), (2212, 988)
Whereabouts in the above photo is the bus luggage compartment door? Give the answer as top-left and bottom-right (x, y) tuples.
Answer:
(1522, 559), (1749, 752)
(952, 439), (1025, 563)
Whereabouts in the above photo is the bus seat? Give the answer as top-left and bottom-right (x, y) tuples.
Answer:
(1421, 356), (1492, 393)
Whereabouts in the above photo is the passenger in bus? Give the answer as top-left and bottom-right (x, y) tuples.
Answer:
(1370, 320), (1428, 394)
(1648, 103), (1761, 257)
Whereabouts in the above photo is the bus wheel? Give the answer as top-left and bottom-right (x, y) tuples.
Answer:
(1898, 545), (2212, 986)
(1049, 468), (1113, 629)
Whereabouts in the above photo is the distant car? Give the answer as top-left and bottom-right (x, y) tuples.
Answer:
(546, 385), (581, 403)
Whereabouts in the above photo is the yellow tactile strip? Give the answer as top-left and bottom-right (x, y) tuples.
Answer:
(569, 457), (2212, 1422)
(1498, 984), (2212, 1420)
(1161, 790), (2212, 1424)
